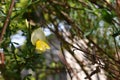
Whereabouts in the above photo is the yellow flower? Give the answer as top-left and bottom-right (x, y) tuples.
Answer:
(31, 28), (50, 53)
(35, 40), (50, 52)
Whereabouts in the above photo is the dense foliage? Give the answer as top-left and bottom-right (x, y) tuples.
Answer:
(0, 0), (120, 80)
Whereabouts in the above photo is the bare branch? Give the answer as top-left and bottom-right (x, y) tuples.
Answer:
(0, 0), (15, 43)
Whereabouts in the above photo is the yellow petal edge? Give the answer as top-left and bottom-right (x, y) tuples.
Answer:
(35, 40), (50, 52)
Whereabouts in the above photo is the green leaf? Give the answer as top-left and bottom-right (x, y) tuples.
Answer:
(101, 9), (114, 23)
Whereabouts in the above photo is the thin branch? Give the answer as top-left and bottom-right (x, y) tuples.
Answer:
(78, 0), (91, 9)
(59, 43), (73, 80)
(116, 0), (120, 19)
(49, 0), (84, 10)
(60, 11), (74, 23)
(113, 37), (119, 60)
(67, 47), (92, 80)
(0, 0), (15, 43)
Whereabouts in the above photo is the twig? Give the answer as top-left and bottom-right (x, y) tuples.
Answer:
(58, 45), (72, 80)
(60, 11), (73, 23)
(113, 37), (119, 60)
(48, 25), (81, 80)
(0, 0), (15, 43)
